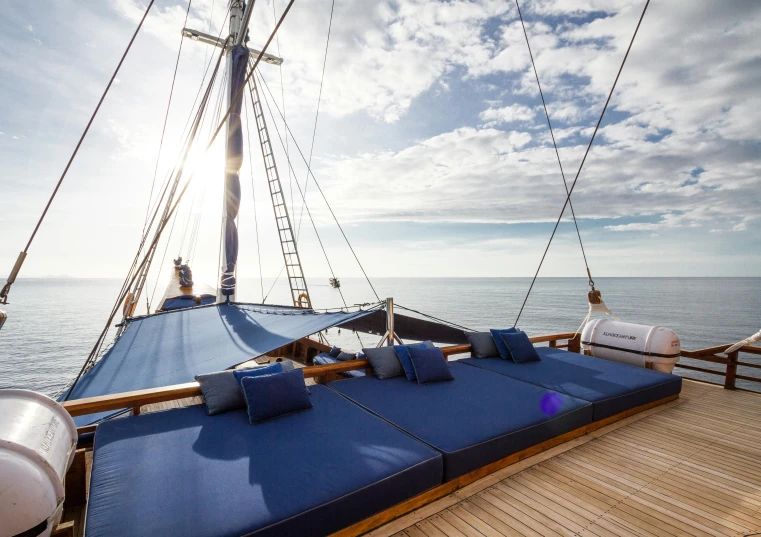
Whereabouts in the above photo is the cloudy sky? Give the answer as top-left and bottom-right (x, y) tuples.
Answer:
(1, 0), (759, 292)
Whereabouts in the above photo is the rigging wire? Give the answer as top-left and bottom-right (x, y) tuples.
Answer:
(147, 207), (180, 312)
(255, 74), (365, 347)
(68, 0), (296, 397)
(243, 95), (266, 302)
(513, 0), (651, 328)
(395, 304), (475, 333)
(67, 46), (228, 397)
(141, 0), (193, 238)
(121, 2), (234, 312)
(0, 0), (156, 304)
(256, 70), (381, 302)
(514, 0), (594, 289)
(295, 0), (336, 240)
(270, 0), (296, 224)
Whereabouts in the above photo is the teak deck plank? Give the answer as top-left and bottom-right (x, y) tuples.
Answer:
(368, 380), (761, 537)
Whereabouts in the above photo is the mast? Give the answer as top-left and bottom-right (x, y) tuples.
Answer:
(217, 0), (246, 302)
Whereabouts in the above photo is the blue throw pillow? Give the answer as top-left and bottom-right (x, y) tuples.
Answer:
(500, 331), (541, 364)
(395, 341), (435, 381)
(408, 346), (454, 384)
(336, 351), (357, 361)
(329, 345), (342, 358)
(240, 369), (313, 424)
(233, 362), (283, 388)
(490, 328), (519, 360)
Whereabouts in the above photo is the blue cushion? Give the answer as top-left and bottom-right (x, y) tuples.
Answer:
(461, 347), (682, 421)
(86, 385), (443, 537)
(329, 345), (342, 358)
(395, 343), (428, 381)
(313, 353), (337, 365)
(500, 331), (541, 364)
(330, 363), (592, 481)
(408, 347), (454, 384)
(232, 363), (282, 388)
(336, 351), (357, 361)
(240, 369), (313, 424)
(490, 328), (519, 360)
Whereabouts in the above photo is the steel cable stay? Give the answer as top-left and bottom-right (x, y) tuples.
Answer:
(141, 0), (193, 239)
(123, 46), (228, 321)
(295, 0), (336, 241)
(254, 74), (365, 348)
(514, 0), (594, 290)
(91, 46), (227, 362)
(258, 0), (337, 298)
(150, 62), (228, 311)
(243, 95), (266, 302)
(270, 0), (296, 225)
(65, 1), (298, 397)
(513, 0), (651, 328)
(114, 5), (234, 323)
(255, 69), (381, 302)
(394, 304), (475, 333)
(0, 0), (156, 305)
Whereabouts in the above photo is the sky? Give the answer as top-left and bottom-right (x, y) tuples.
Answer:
(1, 0), (760, 292)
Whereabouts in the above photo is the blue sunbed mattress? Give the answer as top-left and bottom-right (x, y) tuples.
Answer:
(461, 347), (682, 421)
(329, 362), (592, 482)
(86, 385), (443, 537)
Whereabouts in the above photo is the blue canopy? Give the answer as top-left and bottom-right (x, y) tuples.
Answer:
(62, 303), (372, 421)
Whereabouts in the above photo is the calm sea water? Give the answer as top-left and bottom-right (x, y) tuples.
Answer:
(1, 277), (759, 395)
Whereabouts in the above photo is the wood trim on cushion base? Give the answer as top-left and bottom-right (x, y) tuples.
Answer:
(328, 393), (679, 537)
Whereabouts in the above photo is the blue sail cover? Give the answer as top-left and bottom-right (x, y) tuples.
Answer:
(220, 44), (249, 296)
(62, 303), (372, 424)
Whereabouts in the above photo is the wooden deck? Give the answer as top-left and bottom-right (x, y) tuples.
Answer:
(371, 380), (761, 537)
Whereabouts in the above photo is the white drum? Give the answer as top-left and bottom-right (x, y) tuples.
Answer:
(581, 319), (681, 373)
(0, 389), (78, 537)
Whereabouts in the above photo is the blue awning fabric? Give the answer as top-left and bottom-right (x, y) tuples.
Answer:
(62, 303), (373, 422)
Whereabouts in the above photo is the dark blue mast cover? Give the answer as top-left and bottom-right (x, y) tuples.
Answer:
(220, 44), (249, 296)
(63, 304), (372, 424)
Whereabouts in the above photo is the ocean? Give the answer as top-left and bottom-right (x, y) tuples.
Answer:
(1, 277), (759, 396)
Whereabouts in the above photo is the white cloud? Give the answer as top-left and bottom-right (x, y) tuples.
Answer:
(479, 103), (536, 126)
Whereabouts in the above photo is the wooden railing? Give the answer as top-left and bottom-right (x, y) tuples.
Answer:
(679, 343), (761, 389)
(62, 332), (580, 419)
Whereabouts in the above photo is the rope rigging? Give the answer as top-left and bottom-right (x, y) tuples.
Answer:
(514, 0), (594, 291)
(76, 45), (228, 385)
(253, 72), (365, 347)
(66, 0), (297, 398)
(243, 94), (266, 302)
(0, 0), (156, 305)
(295, 0), (336, 240)
(255, 69), (381, 302)
(513, 0), (651, 328)
(142, 0), (193, 239)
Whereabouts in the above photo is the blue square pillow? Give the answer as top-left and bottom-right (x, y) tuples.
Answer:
(329, 345), (342, 358)
(490, 328), (519, 360)
(240, 369), (313, 424)
(395, 341), (435, 381)
(500, 331), (541, 364)
(232, 362), (283, 388)
(408, 346), (454, 384)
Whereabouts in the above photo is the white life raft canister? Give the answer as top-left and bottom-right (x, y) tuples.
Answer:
(581, 319), (681, 373)
(0, 389), (78, 537)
